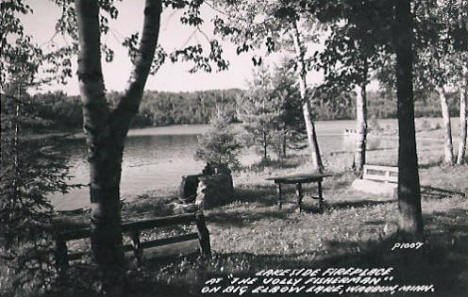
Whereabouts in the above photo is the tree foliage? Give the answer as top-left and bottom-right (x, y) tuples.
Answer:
(195, 110), (242, 171)
(238, 63), (304, 162)
(1, 1), (74, 294)
(0, 86), (71, 295)
(212, 0), (326, 171)
(238, 65), (283, 161)
(0, 54), (70, 297)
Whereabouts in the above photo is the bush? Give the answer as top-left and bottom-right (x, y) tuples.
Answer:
(195, 111), (242, 171)
(1, 86), (72, 296)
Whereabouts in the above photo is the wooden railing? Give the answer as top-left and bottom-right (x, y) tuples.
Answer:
(54, 212), (210, 274)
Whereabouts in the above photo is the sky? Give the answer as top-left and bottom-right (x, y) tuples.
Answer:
(20, 0), (325, 96)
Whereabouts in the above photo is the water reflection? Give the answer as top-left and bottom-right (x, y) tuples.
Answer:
(53, 134), (204, 210)
(52, 121), (444, 210)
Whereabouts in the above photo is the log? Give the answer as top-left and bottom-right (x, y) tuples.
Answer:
(195, 212), (211, 257)
(130, 231), (142, 266)
(55, 239), (69, 278)
(122, 213), (196, 231)
(140, 233), (199, 250)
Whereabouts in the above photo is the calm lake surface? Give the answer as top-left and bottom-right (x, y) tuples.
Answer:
(51, 119), (443, 210)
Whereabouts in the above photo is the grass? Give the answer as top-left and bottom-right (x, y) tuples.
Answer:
(8, 122), (467, 297)
(47, 129), (468, 297)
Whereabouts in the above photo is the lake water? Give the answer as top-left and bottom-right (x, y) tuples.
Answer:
(51, 119), (443, 210)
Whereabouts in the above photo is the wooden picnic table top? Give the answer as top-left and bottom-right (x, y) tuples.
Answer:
(265, 173), (332, 184)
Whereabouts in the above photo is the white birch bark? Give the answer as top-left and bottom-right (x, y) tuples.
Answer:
(291, 20), (323, 172)
(437, 86), (454, 165)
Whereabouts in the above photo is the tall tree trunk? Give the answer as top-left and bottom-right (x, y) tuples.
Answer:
(282, 128), (287, 158)
(75, 0), (162, 288)
(393, 0), (423, 238)
(13, 86), (21, 203)
(437, 86), (454, 165)
(457, 81), (467, 164)
(291, 20), (323, 172)
(354, 77), (368, 174)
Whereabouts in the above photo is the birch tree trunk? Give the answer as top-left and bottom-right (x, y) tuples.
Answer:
(393, 0), (423, 238)
(437, 86), (454, 165)
(282, 128), (287, 158)
(291, 20), (323, 173)
(75, 0), (162, 286)
(354, 78), (368, 174)
(457, 85), (467, 164)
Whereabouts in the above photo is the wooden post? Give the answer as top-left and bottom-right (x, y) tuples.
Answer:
(130, 230), (143, 266)
(317, 179), (323, 211)
(295, 183), (303, 212)
(195, 212), (211, 257)
(55, 238), (69, 279)
(277, 183), (283, 210)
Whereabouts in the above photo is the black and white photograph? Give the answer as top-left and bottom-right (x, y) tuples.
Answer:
(1, 0), (467, 296)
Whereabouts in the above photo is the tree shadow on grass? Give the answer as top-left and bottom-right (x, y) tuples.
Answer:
(206, 208), (297, 227)
(53, 206), (468, 297)
(421, 186), (465, 199)
(237, 157), (302, 173)
(142, 208), (468, 297)
(232, 185), (282, 206)
(201, 184), (303, 226)
(418, 159), (444, 169)
(324, 199), (395, 211)
(296, 197), (395, 214)
(198, 208), (467, 297)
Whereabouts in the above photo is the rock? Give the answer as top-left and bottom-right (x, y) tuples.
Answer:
(196, 171), (234, 209)
(351, 179), (397, 199)
(179, 174), (201, 203)
(171, 202), (199, 214)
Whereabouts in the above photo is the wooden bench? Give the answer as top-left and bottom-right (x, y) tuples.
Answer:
(362, 164), (398, 183)
(357, 165), (466, 199)
(351, 164), (398, 197)
(54, 212), (210, 275)
(266, 173), (332, 212)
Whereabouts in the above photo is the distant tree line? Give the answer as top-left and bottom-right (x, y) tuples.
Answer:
(28, 88), (461, 133)
(369, 88), (462, 119)
(30, 89), (242, 131)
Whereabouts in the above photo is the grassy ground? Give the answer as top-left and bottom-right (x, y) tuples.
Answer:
(49, 123), (468, 297)
(9, 119), (456, 297)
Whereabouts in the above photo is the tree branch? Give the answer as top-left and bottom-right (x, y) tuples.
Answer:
(111, 0), (162, 138)
(75, 0), (110, 136)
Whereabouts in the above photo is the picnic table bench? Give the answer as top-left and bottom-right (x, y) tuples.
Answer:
(54, 212), (210, 277)
(266, 173), (332, 212)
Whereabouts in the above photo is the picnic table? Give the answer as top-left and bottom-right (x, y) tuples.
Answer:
(266, 173), (332, 212)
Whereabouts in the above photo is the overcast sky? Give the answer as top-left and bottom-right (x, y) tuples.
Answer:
(21, 0), (324, 95)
